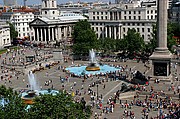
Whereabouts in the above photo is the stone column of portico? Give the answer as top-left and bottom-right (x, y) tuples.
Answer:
(150, 0), (172, 80)
(52, 27), (54, 41)
(37, 28), (39, 41)
(55, 27), (58, 41)
(114, 26), (117, 39)
(48, 27), (51, 42)
(69, 26), (71, 37)
(105, 26), (108, 38)
(109, 26), (112, 38)
(59, 27), (62, 41)
(40, 28), (43, 41)
(44, 28), (47, 42)
(118, 26), (121, 39)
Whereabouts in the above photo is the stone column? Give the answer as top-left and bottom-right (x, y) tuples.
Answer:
(105, 26), (107, 37)
(48, 27), (50, 41)
(150, 0), (172, 80)
(55, 27), (58, 41)
(114, 26), (116, 39)
(59, 27), (62, 41)
(40, 28), (43, 41)
(52, 27), (54, 41)
(109, 26), (112, 38)
(156, 0), (168, 50)
(44, 28), (47, 42)
(37, 28), (39, 41)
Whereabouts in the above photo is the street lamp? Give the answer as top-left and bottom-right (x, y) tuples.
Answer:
(97, 84), (99, 100)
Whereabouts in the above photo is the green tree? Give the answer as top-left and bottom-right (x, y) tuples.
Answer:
(72, 20), (97, 55)
(120, 28), (145, 54)
(27, 92), (92, 119)
(147, 23), (178, 53)
(7, 22), (18, 40)
(0, 85), (27, 119)
(98, 38), (116, 53)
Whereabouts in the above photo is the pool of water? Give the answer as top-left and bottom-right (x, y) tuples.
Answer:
(65, 65), (121, 76)
(20, 90), (59, 97)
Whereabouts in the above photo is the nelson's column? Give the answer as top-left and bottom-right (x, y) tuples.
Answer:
(150, 0), (172, 81)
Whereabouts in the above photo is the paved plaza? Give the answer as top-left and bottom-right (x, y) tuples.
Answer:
(0, 46), (179, 119)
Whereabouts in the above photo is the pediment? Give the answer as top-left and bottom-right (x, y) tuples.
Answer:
(29, 18), (48, 26)
(108, 7), (122, 11)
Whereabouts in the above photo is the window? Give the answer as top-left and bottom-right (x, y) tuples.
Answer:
(105, 16), (107, 19)
(138, 16), (141, 20)
(101, 16), (103, 20)
(52, 11), (55, 14)
(106, 12), (108, 15)
(27, 27), (29, 31)
(142, 23), (144, 26)
(147, 16), (149, 19)
(129, 16), (131, 20)
(151, 10), (153, 14)
(97, 12), (99, 15)
(23, 33), (25, 36)
(128, 23), (130, 26)
(134, 16), (136, 20)
(96, 27), (98, 31)
(93, 16), (95, 20)
(142, 35), (144, 39)
(123, 28), (125, 32)
(101, 12), (103, 15)
(137, 28), (139, 32)
(134, 11), (136, 14)
(148, 28), (150, 32)
(151, 15), (153, 19)
(124, 16), (126, 20)
(45, 1), (47, 7)
(52, 1), (54, 7)
(100, 27), (102, 31)
(124, 11), (126, 14)
(139, 11), (141, 14)
(23, 28), (25, 31)
(142, 28), (144, 32)
(97, 16), (99, 20)
(147, 10), (149, 14)
(93, 12), (95, 15)
(45, 11), (47, 14)
(129, 11), (131, 14)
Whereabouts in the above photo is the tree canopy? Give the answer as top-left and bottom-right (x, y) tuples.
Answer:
(7, 22), (18, 40)
(0, 86), (92, 119)
(72, 20), (97, 55)
(146, 23), (178, 53)
(120, 28), (145, 54)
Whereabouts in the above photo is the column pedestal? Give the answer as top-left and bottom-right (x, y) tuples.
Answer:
(150, 48), (172, 81)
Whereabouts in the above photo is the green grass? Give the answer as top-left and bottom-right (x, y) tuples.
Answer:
(0, 49), (7, 55)
(0, 46), (20, 55)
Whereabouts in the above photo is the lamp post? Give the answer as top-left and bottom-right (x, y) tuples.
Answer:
(97, 84), (99, 100)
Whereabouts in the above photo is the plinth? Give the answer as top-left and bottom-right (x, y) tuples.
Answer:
(150, 48), (172, 81)
(53, 49), (64, 63)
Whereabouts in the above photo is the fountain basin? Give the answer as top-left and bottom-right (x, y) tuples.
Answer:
(20, 90), (59, 105)
(66, 65), (121, 76)
(85, 63), (100, 71)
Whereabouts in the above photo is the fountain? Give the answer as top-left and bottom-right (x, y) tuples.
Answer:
(65, 49), (122, 76)
(85, 49), (100, 71)
(21, 71), (59, 105)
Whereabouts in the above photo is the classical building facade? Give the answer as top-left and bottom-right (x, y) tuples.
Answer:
(0, 12), (34, 39)
(11, 12), (34, 39)
(0, 21), (11, 49)
(29, 0), (86, 44)
(88, 2), (157, 42)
